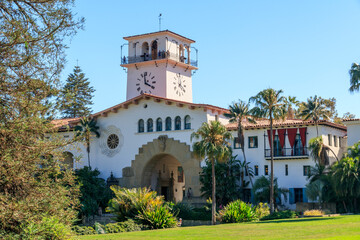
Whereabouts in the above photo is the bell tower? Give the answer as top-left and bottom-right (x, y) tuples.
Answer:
(121, 30), (198, 103)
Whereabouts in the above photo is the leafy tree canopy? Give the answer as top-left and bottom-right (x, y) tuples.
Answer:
(0, 0), (83, 238)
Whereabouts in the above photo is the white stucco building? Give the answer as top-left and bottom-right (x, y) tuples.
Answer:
(343, 119), (360, 147)
(54, 30), (347, 209)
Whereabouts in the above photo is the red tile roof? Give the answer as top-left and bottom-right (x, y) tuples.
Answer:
(342, 118), (360, 122)
(51, 118), (80, 131)
(123, 30), (195, 43)
(226, 119), (347, 131)
(52, 94), (229, 128)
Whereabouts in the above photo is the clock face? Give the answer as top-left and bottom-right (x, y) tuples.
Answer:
(173, 73), (186, 96)
(136, 71), (156, 94)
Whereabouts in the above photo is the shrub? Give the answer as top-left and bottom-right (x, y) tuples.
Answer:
(104, 219), (143, 233)
(172, 203), (211, 221)
(75, 167), (112, 221)
(94, 222), (105, 234)
(261, 210), (296, 220)
(118, 219), (143, 232)
(72, 225), (96, 235)
(254, 202), (270, 219)
(219, 200), (258, 223)
(22, 216), (73, 239)
(136, 200), (177, 229)
(106, 187), (163, 222)
(303, 209), (325, 216)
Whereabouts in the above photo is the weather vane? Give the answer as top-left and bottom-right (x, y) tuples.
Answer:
(159, 13), (162, 31)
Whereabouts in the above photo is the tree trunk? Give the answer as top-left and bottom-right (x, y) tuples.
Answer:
(343, 200), (348, 213)
(327, 147), (339, 162)
(316, 123), (319, 137)
(87, 140), (91, 168)
(211, 158), (216, 225)
(270, 116), (275, 213)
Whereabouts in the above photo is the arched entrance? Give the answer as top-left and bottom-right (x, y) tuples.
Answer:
(142, 153), (185, 202)
(120, 136), (202, 203)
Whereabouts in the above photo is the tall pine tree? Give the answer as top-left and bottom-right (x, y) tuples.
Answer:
(59, 65), (95, 118)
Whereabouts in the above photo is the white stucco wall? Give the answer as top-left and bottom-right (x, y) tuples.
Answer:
(343, 120), (360, 147)
(230, 124), (346, 208)
(64, 99), (208, 180)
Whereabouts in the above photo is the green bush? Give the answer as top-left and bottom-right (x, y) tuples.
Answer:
(104, 219), (143, 233)
(94, 222), (105, 234)
(72, 225), (96, 235)
(219, 200), (258, 223)
(261, 210), (296, 220)
(106, 187), (163, 222)
(104, 222), (125, 233)
(172, 203), (212, 221)
(254, 202), (270, 219)
(22, 216), (73, 239)
(136, 200), (177, 229)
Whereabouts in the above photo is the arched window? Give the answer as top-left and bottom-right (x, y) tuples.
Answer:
(175, 116), (181, 130)
(151, 40), (158, 60)
(179, 44), (185, 62)
(156, 118), (162, 131)
(184, 115), (191, 129)
(142, 42), (149, 61)
(138, 119), (144, 133)
(147, 118), (153, 132)
(165, 117), (172, 131)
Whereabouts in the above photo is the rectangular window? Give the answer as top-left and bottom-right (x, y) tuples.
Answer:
(248, 136), (258, 148)
(328, 134), (332, 146)
(264, 165), (269, 175)
(178, 166), (184, 183)
(334, 136), (338, 147)
(285, 164), (288, 176)
(303, 165), (311, 176)
(254, 165), (259, 176)
(233, 137), (241, 149)
(339, 136), (342, 147)
(215, 115), (219, 121)
(294, 188), (303, 203)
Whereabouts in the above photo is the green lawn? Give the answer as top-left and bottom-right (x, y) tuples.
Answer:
(78, 215), (360, 240)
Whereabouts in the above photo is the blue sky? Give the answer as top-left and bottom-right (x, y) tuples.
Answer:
(62, 0), (360, 117)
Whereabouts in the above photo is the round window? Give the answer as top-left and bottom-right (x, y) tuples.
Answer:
(107, 134), (119, 149)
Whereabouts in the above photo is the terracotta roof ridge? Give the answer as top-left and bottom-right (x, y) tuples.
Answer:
(87, 94), (228, 120)
(123, 30), (195, 43)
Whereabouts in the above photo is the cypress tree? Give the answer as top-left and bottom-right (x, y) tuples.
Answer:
(59, 65), (95, 118)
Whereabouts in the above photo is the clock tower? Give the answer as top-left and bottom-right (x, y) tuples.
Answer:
(121, 30), (198, 103)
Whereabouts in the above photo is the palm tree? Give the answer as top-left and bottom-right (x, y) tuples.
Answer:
(298, 95), (331, 137)
(283, 96), (299, 119)
(331, 156), (360, 213)
(250, 88), (286, 213)
(224, 100), (256, 189)
(191, 121), (232, 225)
(308, 136), (339, 166)
(252, 176), (288, 209)
(75, 117), (100, 167)
(349, 63), (360, 93)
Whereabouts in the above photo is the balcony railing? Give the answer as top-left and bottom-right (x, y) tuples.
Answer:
(121, 51), (198, 67)
(264, 147), (308, 159)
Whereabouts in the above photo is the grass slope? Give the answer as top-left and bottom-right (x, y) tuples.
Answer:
(78, 215), (360, 240)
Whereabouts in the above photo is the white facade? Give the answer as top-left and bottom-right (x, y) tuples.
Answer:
(56, 30), (348, 208)
(122, 31), (196, 103)
(343, 119), (360, 146)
